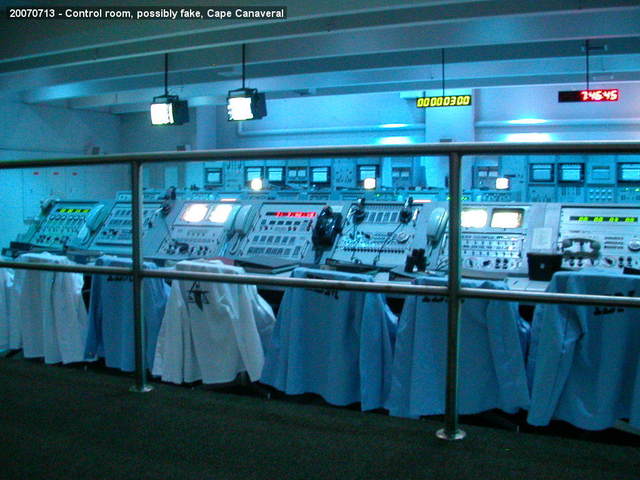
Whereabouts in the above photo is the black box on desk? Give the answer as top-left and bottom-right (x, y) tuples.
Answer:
(527, 253), (563, 281)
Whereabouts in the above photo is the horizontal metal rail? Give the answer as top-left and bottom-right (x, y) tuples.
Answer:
(1, 140), (639, 441)
(2, 259), (640, 309)
(1, 141), (640, 169)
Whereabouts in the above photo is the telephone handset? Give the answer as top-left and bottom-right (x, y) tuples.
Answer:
(312, 206), (343, 248)
(76, 204), (106, 245)
(40, 197), (58, 215)
(229, 205), (258, 236)
(426, 207), (448, 244)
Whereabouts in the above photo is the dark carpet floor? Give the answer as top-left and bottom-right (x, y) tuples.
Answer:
(1, 355), (639, 480)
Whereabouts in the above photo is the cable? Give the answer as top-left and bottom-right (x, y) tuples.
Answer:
(372, 222), (402, 266)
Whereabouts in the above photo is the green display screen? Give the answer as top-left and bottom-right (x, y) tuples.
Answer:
(569, 215), (637, 223)
(56, 208), (91, 213)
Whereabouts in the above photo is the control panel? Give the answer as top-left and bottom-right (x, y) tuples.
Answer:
(14, 200), (109, 253)
(426, 203), (554, 275)
(328, 200), (423, 270)
(155, 201), (240, 260)
(558, 206), (640, 270)
(88, 201), (164, 255)
(237, 202), (333, 262)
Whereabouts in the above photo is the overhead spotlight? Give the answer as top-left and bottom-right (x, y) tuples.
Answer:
(250, 178), (264, 191)
(227, 44), (267, 121)
(151, 95), (189, 126)
(150, 53), (189, 126)
(227, 88), (266, 121)
(363, 177), (377, 190)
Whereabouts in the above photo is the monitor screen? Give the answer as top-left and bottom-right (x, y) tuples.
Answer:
(490, 209), (524, 229)
(358, 165), (378, 181)
(559, 163), (584, 182)
(311, 167), (329, 183)
(181, 203), (209, 223)
(530, 164), (554, 182)
(208, 204), (234, 224)
(619, 163), (640, 182)
(461, 208), (488, 228)
(205, 168), (222, 185)
(267, 167), (284, 183)
(245, 167), (263, 182)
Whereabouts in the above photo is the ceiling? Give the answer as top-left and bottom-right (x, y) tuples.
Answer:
(1, 0), (639, 113)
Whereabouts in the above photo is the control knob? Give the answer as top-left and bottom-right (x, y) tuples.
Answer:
(628, 240), (640, 252)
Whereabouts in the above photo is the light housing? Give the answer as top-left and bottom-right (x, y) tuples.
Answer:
(495, 177), (510, 190)
(150, 95), (189, 126)
(363, 177), (377, 190)
(250, 178), (264, 191)
(227, 88), (266, 121)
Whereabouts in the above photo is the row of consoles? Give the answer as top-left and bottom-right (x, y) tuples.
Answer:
(5, 192), (640, 286)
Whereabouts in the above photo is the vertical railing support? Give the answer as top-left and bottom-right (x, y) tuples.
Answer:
(437, 151), (466, 440)
(129, 160), (152, 393)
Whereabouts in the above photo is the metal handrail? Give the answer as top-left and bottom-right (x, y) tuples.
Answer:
(2, 259), (640, 308)
(2, 141), (640, 441)
(1, 141), (640, 169)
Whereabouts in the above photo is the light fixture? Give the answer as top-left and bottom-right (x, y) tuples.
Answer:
(507, 118), (548, 125)
(380, 123), (409, 129)
(505, 133), (552, 142)
(376, 136), (413, 145)
(227, 44), (267, 121)
(363, 177), (377, 190)
(150, 53), (189, 126)
(495, 177), (510, 190)
(250, 178), (264, 191)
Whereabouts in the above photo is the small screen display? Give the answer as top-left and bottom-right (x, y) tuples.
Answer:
(358, 165), (378, 181)
(491, 209), (524, 229)
(56, 208), (91, 213)
(208, 204), (234, 224)
(530, 164), (553, 182)
(267, 167), (284, 182)
(245, 167), (263, 182)
(311, 167), (329, 183)
(205, 168), (222, 184)
(559, 163), (584, 182)
(619, 163), (640, 182)
(461, 208), (488, 228)
(181, 203), (209, 223)
(569, 215), (637, 223)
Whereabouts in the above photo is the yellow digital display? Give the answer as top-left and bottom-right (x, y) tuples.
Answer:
(570, 216), (637, 223)
(416, 95), (472, 108)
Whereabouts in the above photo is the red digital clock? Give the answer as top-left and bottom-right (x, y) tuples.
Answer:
(558, 89), (619, 102)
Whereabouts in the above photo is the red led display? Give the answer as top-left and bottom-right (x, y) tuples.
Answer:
(558, 89), (619, 102)
(580, 89), (619, 101)
(269, 211), (317, 218)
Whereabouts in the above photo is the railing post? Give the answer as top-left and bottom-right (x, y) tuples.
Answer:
(437, 151), (466, 441)
(129, 160), (152, 393)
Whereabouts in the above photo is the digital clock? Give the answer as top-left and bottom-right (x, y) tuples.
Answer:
(558, 89), (619, 102)
(416, 94), (472, 108)
(569, 215), (637, 223)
